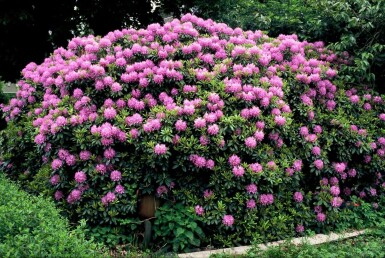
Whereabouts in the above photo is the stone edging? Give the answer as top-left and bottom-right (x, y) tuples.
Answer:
(178, 230), (366, 258)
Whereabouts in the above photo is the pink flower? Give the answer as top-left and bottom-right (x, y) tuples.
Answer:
(54, 191), (63, 200)
(195, 205), (204, 216)
(104, 147), (116, 160)
(259, 194), (274, 205)
(274, 115), (286, 126)
(115, 185), (125, 194)
(348, 169), (357, 177)
(34, 134), (46, 145)
(104, 107), (117, 120)
(245, 137), (257, 148)
(65, 155), (76, 166)
(249, 163), (263, 173)
(96, 164), (107, 174)
(67, 189), (82, 204)
(314, 205), (323, 213)
(190, 155), (206, 168)
(370, 188), (377, 196)
(232, 166), (245, 177)
(79, 150), (91, 161)
(101, 192), (116, 206)
(312, 146), (321, 156)
(199, 135), (209, 145)
(206, 159), (215, 169)
(330, 177), (339, 185)
(330, 186), (340, 196)
(296, 225), (305, 233)
(175, 120), (187, 131)
(154, 144), (167, 155)
(222, 215), (234, 227)
(204, 189), (213, 198)
(292, 160), (303, 172)
(256, 121), (265, 130)
(333, 163), (346, 173)
(293, 192), (303, 202)
(254, 130), (264, 141)
(266, 161), (277, 170)
(299, 126), (309, 137)
(314, 159), (324, 170)
(316, 212), (326, 222)
(207, 124), (219, 135)
(313, 125), (322, 134)
(74, 171), (87, 183)
(51, 159), (63, 170)
(194, 117), (206, 128)
(246, 199), (256, 209)
(246, 184), (258, 194)
(156, 185), (168, 196)
(50, 175), (60, 185)
(110, 170), (122, 181)
(228, 154), (241, 166)
(331, 197), (343, 207)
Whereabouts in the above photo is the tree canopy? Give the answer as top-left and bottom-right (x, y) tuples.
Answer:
(0, 0), (172, 82)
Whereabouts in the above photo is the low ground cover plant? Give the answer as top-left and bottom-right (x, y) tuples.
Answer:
(1, 14), (385, 250)
(0, 174), (105, 257)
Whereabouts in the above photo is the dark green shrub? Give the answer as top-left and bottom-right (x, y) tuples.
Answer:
(0, 174), (105, 257)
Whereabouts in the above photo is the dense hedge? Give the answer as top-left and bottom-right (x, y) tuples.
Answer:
(0, 174), (104, 257)
(1, 14), (385, 249)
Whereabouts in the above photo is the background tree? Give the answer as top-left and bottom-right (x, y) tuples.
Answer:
(0, 0), (167, 82)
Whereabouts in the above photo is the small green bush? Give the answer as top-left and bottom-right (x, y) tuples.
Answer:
(0, 173), (105, 258)
(154, 202), (205, 252)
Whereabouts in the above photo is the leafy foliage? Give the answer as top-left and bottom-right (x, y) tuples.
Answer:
(1, 14), (385, 250)
(0, 174), (105, 257)
(154, 202), (205, 252)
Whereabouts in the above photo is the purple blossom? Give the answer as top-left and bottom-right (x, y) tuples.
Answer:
(316, 212), (326, 222)
(246, 184), (258, 194)
(51, 159), (63, 170)
(246, 199), (256, 209)
(228, 154), (241, 166)
(330, 186), (340, 196)
(293, 192), (303, 202)
(296, 225), (305, 233)
(195, 205), (204, 216)
(79, 150), (91, 161)
(313, 159), (324, 170)
(115, 185), (125, 194)
(245, 137), (257, 148)
(50, 175), (60, 185)
(74, 171), (87, 183)
(154, 144), (167, 155)
(259, 194), (274, 206)
(207, 124), (219, 135)
(232, 166), (245, 177)
(110, 170), (122, 181)
(249, 163), (263, 173)
(331, 197), (343, 207)
(222, 215), (234, 226)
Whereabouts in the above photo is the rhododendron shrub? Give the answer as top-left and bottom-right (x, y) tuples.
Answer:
(1, 14), (385, 247)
